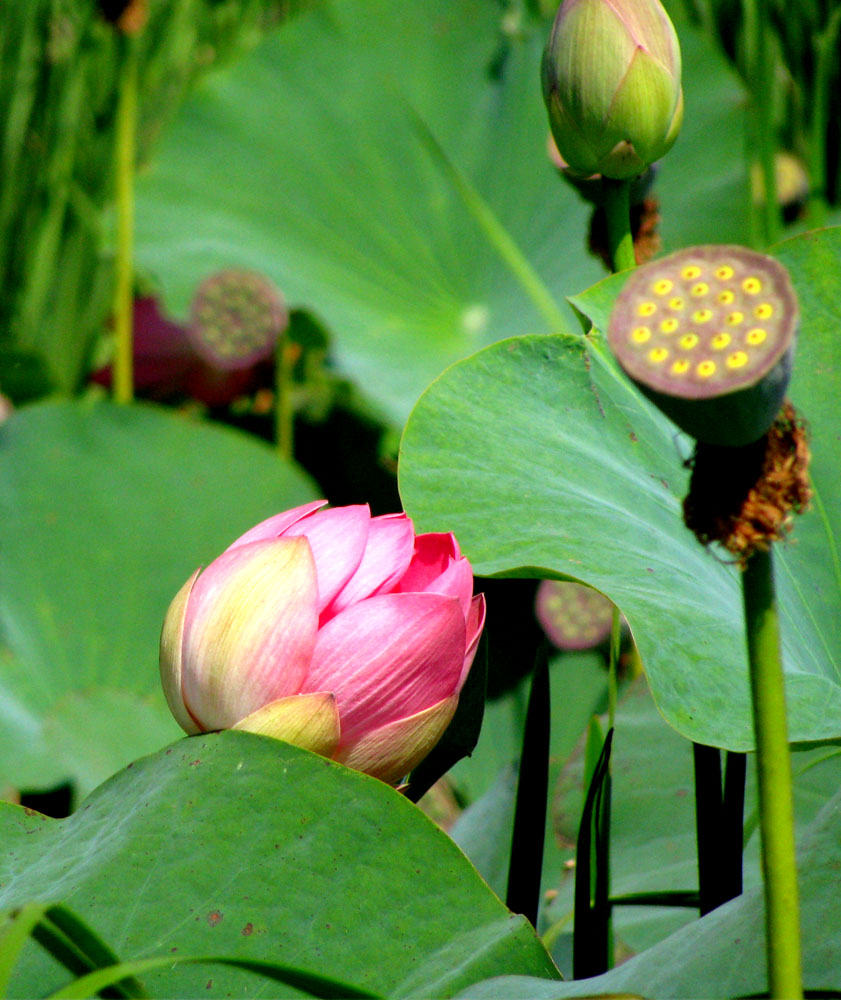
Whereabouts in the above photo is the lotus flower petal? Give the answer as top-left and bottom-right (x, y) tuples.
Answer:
(283, 504), (371, 613)
(336, 696), (458, 785)
(306, 592), (466, 744)
(323, 512), (416, 619)
(159, 567), (202, 735)
(225, 500), (328, 550)
(234, 692), (340, 756)
(180, 537), (318, 728)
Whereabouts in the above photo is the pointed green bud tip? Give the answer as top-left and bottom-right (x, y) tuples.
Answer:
(608, 245), (798, 446)
(542, 0), (683, 180)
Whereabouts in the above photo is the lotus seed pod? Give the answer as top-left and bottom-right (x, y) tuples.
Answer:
(608, 245), (798, 447)
(535, 580), (614, 650)
(188, 270), (288, 372)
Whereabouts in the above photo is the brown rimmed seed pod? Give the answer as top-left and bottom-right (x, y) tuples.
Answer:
(608, 245), (798, 446)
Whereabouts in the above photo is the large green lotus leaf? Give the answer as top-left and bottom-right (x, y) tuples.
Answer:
(0, 732), (559, 998)
(453, 782), (841, 998)
(398, 229), (841, 748)
(134, 0), (746, 429)
(0, 399), (318, 797)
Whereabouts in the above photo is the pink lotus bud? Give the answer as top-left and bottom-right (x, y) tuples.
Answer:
(160, 502), (486, 784)
(542, 0), (683, 179)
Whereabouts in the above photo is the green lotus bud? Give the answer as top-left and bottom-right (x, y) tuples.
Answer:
(542, 0), (683, 180)
(608, 245), (798, 447)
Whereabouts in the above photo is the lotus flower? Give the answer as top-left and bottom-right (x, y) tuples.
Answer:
(542, 0), (683, 179)
(160, 502), (486, 784)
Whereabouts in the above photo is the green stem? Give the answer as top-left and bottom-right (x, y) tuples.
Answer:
(113, 36), (138, 404)
(808, 6), (841, 224)
(743, 0), (780, 245)
(275, 333), (293, 460)
(505, 646), (550, 928)
(601, 178), (636, 273)
(742, 549), (802, 999)
(607, 605), (620, 730)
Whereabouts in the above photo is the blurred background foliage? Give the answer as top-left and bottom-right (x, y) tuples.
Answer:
(0, 0), (309, 402)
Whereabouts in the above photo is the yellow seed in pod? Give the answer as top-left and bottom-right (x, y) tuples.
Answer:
(638, 301), (657, 317)
(697, 360), (717, 377)
(652, 279), (673, 296)
(726, 311), (744, 325)
(692, 309), (713, 323)
(660, 317), (679, 334)
(715, 265), (734, 280)
(648, 347), (669, 363)
(681, 265), (702, 280)
(690, 282), (709, 297)
(679, 333), (699, 350)
(717, 289), (735, 304)
(742, 277), (762, 294)
(668, 297), (685, 311)
(711, 332), (731, 350)
(631, 326), (652, 343)
(726, 351), (749, 368)
(746, 327), (767, 345)
(671, 359), (690, 374)
(755, 303), (774, 319)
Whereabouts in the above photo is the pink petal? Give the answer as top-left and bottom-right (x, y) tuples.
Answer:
(284, 505), (371, 613)
(322, 513), (416, 620)
(226, 500), (328, 551)
(396, 532), (461, 592)
(304, 592), (466, 745)
(336, 695), (458, 784)
(459, 593), (487, 688)
(181, 537), (318, 728)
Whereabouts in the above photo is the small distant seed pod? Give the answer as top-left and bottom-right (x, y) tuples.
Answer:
(608, 245), (798, 446)
(535, 580), (615, 650)
(189, 270), (288, 372)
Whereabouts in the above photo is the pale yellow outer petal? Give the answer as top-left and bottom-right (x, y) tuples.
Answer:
(335, 695), (458, 786)
(234, 691), (341, 758)
(159, 568), (202, 735)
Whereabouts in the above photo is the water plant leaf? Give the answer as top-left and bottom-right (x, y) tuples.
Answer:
(0, 399), (318, 799)
(0, 731), (559, 998)
(398, 228), (841, 748)
(452, 779), (841, 997)
(135, 0), (746, 429)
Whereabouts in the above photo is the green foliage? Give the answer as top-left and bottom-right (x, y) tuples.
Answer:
(134, 0), (747, 429)
(0, 0), (300, 399)
(0, 399), (317, 798)
(0, 732), (558, 998)
(398, 227), (841, 749)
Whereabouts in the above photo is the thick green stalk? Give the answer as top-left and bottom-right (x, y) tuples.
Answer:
(601, 178), (636, 273)
(113, 37), (138, 404)
(275, 335), (293, 460)
(506, 648), (550, 928)
(743, 0), (780, 245)
(808, 7), (841, 224)
(742, 548), (802, 999)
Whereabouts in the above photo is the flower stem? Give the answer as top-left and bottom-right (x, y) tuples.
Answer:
(275, 333), (293, 461)
(112, 35), (138, 404)
(506, 646), (550, 928)
(601, 178), (636, 273)
(742, 548), (802, 999)
(742, 0), (780, 246)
